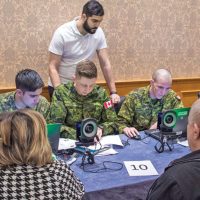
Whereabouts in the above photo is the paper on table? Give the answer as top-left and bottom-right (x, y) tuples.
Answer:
(177, 139), (189, 147)
(87, 135), (123, 156)
(99, 135), (124, 146)
(124, 160), (159, 176)
(95, 147), (118, 156)
(88, 135), (123, 151)
(58, 135), (122, 156)
(58, 138), (76, 150)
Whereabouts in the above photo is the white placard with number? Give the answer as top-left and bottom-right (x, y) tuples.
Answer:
(124, 160), (159, 176)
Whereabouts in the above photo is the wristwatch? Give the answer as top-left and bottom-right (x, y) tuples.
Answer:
(110, 91), (117, 95)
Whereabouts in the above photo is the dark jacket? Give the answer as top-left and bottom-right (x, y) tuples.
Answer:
(146, 149), (200, 200)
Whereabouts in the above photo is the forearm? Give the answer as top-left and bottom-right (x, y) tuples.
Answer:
(98, 49), (117, 93)
(48, 52), (62, 88)
(102, 66), (116, 93)
(49, 65), (61, 88)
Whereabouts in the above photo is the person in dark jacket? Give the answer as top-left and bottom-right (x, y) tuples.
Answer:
(146, 98), (200, 200)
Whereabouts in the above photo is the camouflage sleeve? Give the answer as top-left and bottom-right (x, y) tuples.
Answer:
(117, 94), (135, 133)
(100, 92), (118, 135)
(47, 87), (67, 124)
(48, 87), (78, 139)
(101, 112), (118, 135)
(0, 94), (5, 113)
(173, 96), (184, 108)
(35, 96), (50, 120)
(60, 125), (76, 139)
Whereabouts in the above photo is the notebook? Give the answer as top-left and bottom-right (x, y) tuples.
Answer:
(47, 123), (62, 155)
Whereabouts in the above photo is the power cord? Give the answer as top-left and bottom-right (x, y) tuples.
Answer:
(78, 160), (123, 173)
(122, 135), (151, 147)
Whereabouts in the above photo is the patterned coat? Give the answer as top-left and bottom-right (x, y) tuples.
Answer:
(48, 83), (117, 139)
(118, 86), (184, 132)
(0, 91), (50, 119)
(0, 160), (84, 199)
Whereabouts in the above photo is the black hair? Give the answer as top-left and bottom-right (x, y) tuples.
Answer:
(82, 0), (104, 17)
(15, 69), (44, 92)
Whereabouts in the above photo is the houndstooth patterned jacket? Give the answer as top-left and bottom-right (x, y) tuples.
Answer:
(0, 160), (84, 199)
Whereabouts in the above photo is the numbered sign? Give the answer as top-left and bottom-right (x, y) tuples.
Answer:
(124, 160), (159, 176)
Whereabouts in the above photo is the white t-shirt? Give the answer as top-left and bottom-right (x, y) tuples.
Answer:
(48, 19), (107, 86)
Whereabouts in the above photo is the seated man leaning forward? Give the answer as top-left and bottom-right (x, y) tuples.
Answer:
(118, 68), (183, 138)
(48, 59), (117, 140)
(146, 98), (200, 200)
(0, 69), (49, 119)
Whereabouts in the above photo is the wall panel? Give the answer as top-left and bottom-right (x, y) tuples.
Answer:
(0, 0), (200, 87)
(1, 78), (199, 107)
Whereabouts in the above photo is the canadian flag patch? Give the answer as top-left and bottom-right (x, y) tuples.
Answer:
(104, 100), (113, 109)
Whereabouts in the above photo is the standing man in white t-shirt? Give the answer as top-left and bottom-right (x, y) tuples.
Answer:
(48, 0), (120, 103)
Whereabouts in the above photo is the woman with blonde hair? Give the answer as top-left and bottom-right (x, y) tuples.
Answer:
(0, 109), (84, 199)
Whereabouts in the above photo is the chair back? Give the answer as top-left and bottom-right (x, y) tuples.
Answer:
(114, 96), (125, 114)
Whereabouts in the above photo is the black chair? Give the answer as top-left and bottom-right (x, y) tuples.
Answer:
(114, 96), (125, 114)
(198, 92), (200, 99)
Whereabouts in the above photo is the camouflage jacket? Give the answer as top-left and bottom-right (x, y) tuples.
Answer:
(48, 82), (117, 139)
(0, 91), (50, 119)
(118, 86), (184, 132)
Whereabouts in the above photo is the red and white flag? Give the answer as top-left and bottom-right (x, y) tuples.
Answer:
(104, 100), (113, 109)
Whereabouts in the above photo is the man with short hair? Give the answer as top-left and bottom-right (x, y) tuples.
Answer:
(146, 98), (200, 200)
(0, 69), (49, 119)
(118, 69), (183, 137)
(48, 60), (117, 140)
(48, 0), (119, 103)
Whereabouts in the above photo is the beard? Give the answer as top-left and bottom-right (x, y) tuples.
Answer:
(83, 19), (98, 34)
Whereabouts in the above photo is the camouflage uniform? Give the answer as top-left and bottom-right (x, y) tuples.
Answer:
(0, 91), (50, 119)
(48, 82), (117, 139)
(118, 85), (184, 132)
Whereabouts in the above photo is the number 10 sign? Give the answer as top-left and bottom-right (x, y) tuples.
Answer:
(124, 160), (159, 176)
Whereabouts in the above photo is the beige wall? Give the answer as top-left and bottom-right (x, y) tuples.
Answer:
(1, 0), (200, 87)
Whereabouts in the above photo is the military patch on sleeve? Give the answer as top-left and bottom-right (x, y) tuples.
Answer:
(104, 100), (113, 109)
(176, 95), (181, 100)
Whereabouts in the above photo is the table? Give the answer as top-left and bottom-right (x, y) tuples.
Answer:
(70, 133), (190, 200)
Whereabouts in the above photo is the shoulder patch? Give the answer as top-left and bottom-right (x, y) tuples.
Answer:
(104, 100), (113, 109)
(176, 95), (181, 100)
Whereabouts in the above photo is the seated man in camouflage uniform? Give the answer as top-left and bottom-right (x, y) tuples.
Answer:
(48, 60), (117, 140)
(0, 69), (49, 119)
(118, 68), (184, 138)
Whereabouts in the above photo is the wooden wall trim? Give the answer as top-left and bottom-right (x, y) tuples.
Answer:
(0, 77), (200, 107)
(181, 90), (200, 107)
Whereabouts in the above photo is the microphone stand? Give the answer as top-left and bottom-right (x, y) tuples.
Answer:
(154, 135), (173, 153)
(75, 141), (95, 165)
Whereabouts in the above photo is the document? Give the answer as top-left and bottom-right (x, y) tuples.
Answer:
(100, 135), (124, 146)
(89, 135), (123, 150)
(95, 147), (118, 156)
(177, 139), (189, 147)
(124, 160), (159, 176)
(58, 135), (122, 156)
(88, 135), (123, 156)
(58, 138), (76, 150)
